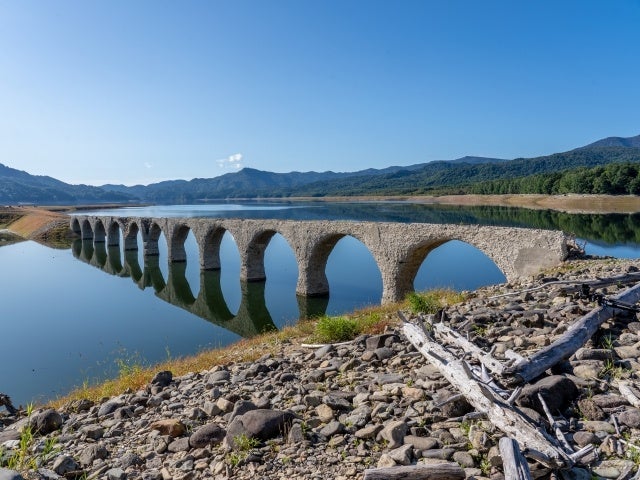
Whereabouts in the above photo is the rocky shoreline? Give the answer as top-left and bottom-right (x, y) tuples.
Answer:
(2, 257), (640, 480)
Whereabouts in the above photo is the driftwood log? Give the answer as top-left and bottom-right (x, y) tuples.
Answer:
(363, 462), (465, 480)
(0, 393), (17, 415)
(504, 281), (640, 384)
(401, 318), (573, 469)
(432, 321), (506, 376)
(618, 381), (640, 409)
(499, 437), (532, 480)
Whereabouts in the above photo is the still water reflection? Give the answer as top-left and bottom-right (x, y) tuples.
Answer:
(3, 202), (639, 406)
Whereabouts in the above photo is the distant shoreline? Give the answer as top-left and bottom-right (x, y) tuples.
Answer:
(203, 194), (640, 215)
(2, 195), (639, 225)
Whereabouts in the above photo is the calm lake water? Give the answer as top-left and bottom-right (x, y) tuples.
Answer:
(2, 201), (639, 406)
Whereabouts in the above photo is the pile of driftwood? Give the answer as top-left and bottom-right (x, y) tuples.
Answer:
(363, 274), (640, 480)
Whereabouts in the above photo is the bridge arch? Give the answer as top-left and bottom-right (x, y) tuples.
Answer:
(145, 222), (164, 256)
(71, 217), (81, 236)
(297, 232), (381, 299)
(414, 240), (505, 292)
(107, 221), (121, 247)
(199, 226), (226, 270)
(122, 221), (140, 251)
(80, 219), (93, 240)
(243, 229), (280, 282)
(168, 223), (191, 263)
(94, 219), (106, 243)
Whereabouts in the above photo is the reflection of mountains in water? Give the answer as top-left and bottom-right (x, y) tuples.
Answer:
(72, 239), (327, 339)
(133, 202), (640, 246)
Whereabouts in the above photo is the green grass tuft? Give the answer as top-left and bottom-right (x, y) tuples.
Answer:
(315, 315), (360, 343)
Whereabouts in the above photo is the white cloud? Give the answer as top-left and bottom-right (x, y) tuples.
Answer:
(216, 153), (243, 170)
(144, 162), (152, 169)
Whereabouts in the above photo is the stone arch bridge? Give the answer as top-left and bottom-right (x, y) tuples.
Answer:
(70, 216), (569, 304)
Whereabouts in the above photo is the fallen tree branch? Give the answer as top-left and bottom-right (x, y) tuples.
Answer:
(400, 315), (573, 469)
(499, 437), (532, 480)
(432, 321), (506, 376)
(503, 281), (640, 385)
(0, 393), (17, 415)
(363, 462), (465, 480)
(618, 381), (640, 409)
(537, 393), (574, 453)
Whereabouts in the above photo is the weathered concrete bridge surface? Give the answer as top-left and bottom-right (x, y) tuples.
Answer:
(70, 216), (569, 304)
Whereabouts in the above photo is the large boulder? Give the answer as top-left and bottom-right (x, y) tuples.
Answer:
(30, 409), (63, 434)
(189, 423), (226, 448)
(516, 375), (579, 415)
(224, 409), (295, 449)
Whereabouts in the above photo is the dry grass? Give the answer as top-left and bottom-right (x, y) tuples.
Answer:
(0, 207), (67, 238)
(48, 289), (469, 410)
(48, 305), (399, 409)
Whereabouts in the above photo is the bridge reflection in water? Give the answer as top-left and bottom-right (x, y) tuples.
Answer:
(72, 239), (328, 338)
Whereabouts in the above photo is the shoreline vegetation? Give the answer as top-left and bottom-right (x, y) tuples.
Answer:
(0, 194), (638, 408)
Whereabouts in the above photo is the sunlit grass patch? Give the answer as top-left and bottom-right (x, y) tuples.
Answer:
(406, 288), (467, 314)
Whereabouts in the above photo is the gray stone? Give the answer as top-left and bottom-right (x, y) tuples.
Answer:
(114, 406), (134, 419)
(80, 424), (104, 440)
(78, 444), (109, 466)
(52, 455), (80, 476)
(572, 431), (600, 447)
(343, 405), (371, 428)
(374, 347), (394, 360)
(150, 370), (172, 387)
(581, 420), (616, 434)
(98, 400), (124, 417)
(319, 420), (344, 437)
(575, 348), (615, 361)
(229, 400), (257, 422)
(378, 420), (407, 449)
(167, 437), (190, 452)
(619, 408), (640, 428)
(404, 435), (439, 451)
(31, 409), (63, 434)
(206, 370), (230, 385)
(322, 394), (351, 410)
(420, 448), (455, 460)
(314, 344), (334, 358)
(119, 452), (143, 468)
(375, 373), (404, 385)
(34, 469), (60, 480)
(440, 396), (473, 418)
(355, 425), (382, 439)
(377, 453), (396, 468)
(107, 467), (127, 480)
(287, 423), (305, 444)
(0, 468), (24, 480)
(453, 451), (475, 468)
(388, 444), (413, 465)
(189, 423), (226, 448)
(0, 430), (20, 444)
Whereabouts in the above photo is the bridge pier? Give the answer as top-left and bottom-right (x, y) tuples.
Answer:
(199, 227), (224, 270)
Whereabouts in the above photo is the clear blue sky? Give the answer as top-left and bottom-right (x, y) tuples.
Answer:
(1, 1), (639, 186)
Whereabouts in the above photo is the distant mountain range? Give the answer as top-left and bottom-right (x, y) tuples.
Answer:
(1, 134), (639, 204)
